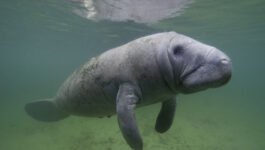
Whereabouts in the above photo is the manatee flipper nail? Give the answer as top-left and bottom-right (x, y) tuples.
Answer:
(116, 83), (143, 150)
(155, 97), (177, 133)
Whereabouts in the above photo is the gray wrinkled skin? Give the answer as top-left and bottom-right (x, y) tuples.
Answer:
(55, 32), (231, 117)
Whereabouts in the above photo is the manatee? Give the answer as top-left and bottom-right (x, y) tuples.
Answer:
(25, 32), (232, 150)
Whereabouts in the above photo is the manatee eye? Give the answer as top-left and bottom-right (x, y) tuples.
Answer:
(173, 45), (183, 55)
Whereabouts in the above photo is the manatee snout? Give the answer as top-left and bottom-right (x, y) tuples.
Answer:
(215, 52), (232, 84)
(178, 46), (232, 93)
(209, 47), (232, 81)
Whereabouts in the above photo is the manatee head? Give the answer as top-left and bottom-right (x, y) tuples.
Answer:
(157, 32), (232, 94)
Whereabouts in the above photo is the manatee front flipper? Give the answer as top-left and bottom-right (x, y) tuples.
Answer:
(116, 83), (143, 150)
(155, 96), (177, 133)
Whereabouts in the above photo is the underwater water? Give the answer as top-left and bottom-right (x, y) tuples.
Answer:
(0, 0), (265, 149)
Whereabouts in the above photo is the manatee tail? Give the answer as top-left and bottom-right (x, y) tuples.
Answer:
(25, 98), (69, 122)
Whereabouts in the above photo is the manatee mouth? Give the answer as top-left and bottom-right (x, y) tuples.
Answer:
(180, 65), (202, 83)
(179, 63), (232, 94)
(178, 65), (208, 94)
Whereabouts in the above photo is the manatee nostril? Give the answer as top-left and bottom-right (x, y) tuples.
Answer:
(220, 58), (230, 65)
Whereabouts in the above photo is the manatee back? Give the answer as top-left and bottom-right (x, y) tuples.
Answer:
(54, 57), (117, 117)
